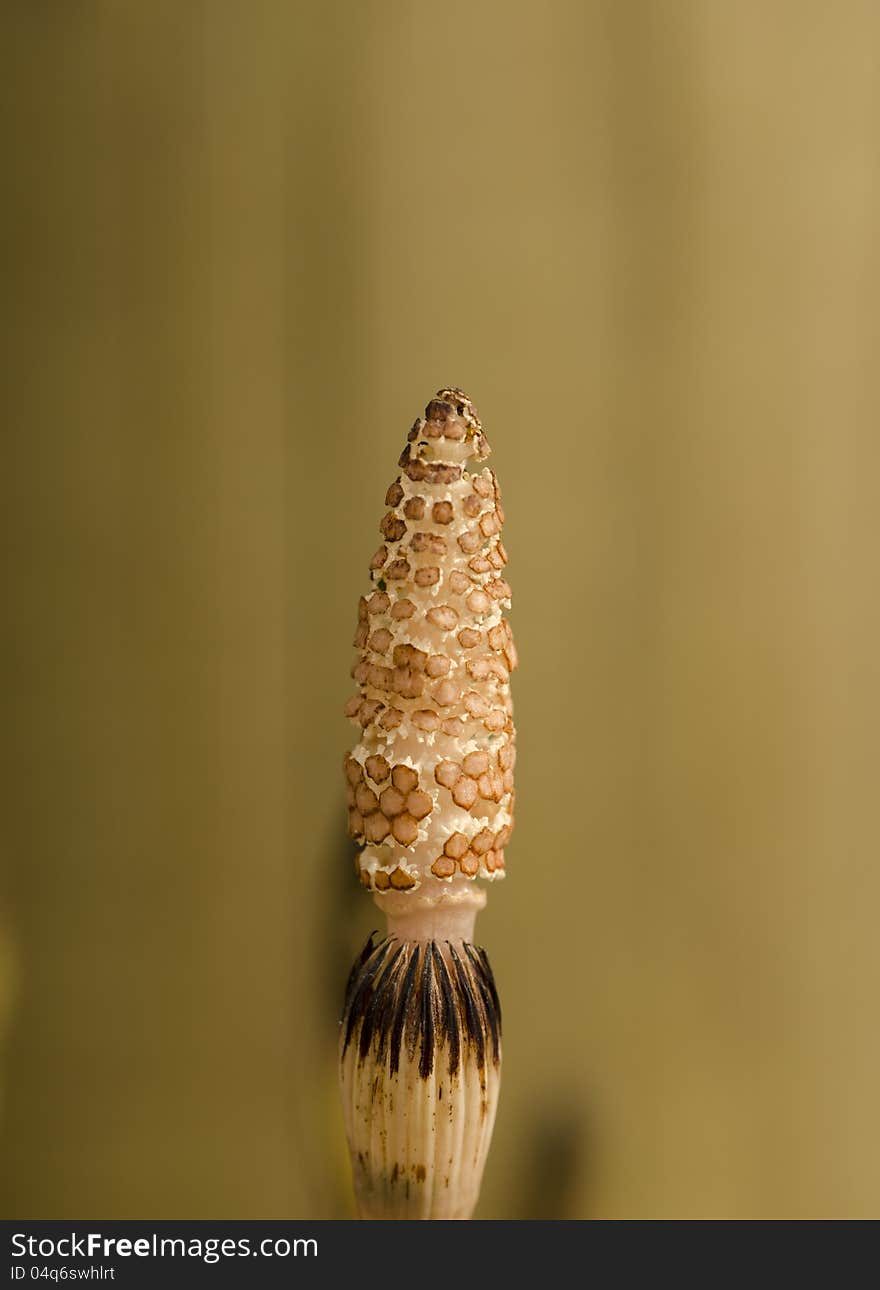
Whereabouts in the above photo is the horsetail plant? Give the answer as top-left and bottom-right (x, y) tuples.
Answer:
(340, 389), (516, 1219)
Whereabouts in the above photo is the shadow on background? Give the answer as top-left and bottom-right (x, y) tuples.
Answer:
(515, 1096), (589, 1221)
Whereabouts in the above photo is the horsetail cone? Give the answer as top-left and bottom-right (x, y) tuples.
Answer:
(340, 389), (516, 1219)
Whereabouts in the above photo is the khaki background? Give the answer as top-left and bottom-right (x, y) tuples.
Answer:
(2, 1), (878, 1219)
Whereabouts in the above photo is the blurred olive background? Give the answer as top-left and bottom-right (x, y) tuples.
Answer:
(2, 0), (878, 1220)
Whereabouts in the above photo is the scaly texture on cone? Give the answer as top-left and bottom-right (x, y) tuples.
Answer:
(342, 388), (517, 897)
(339, 389), (514, 1219)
